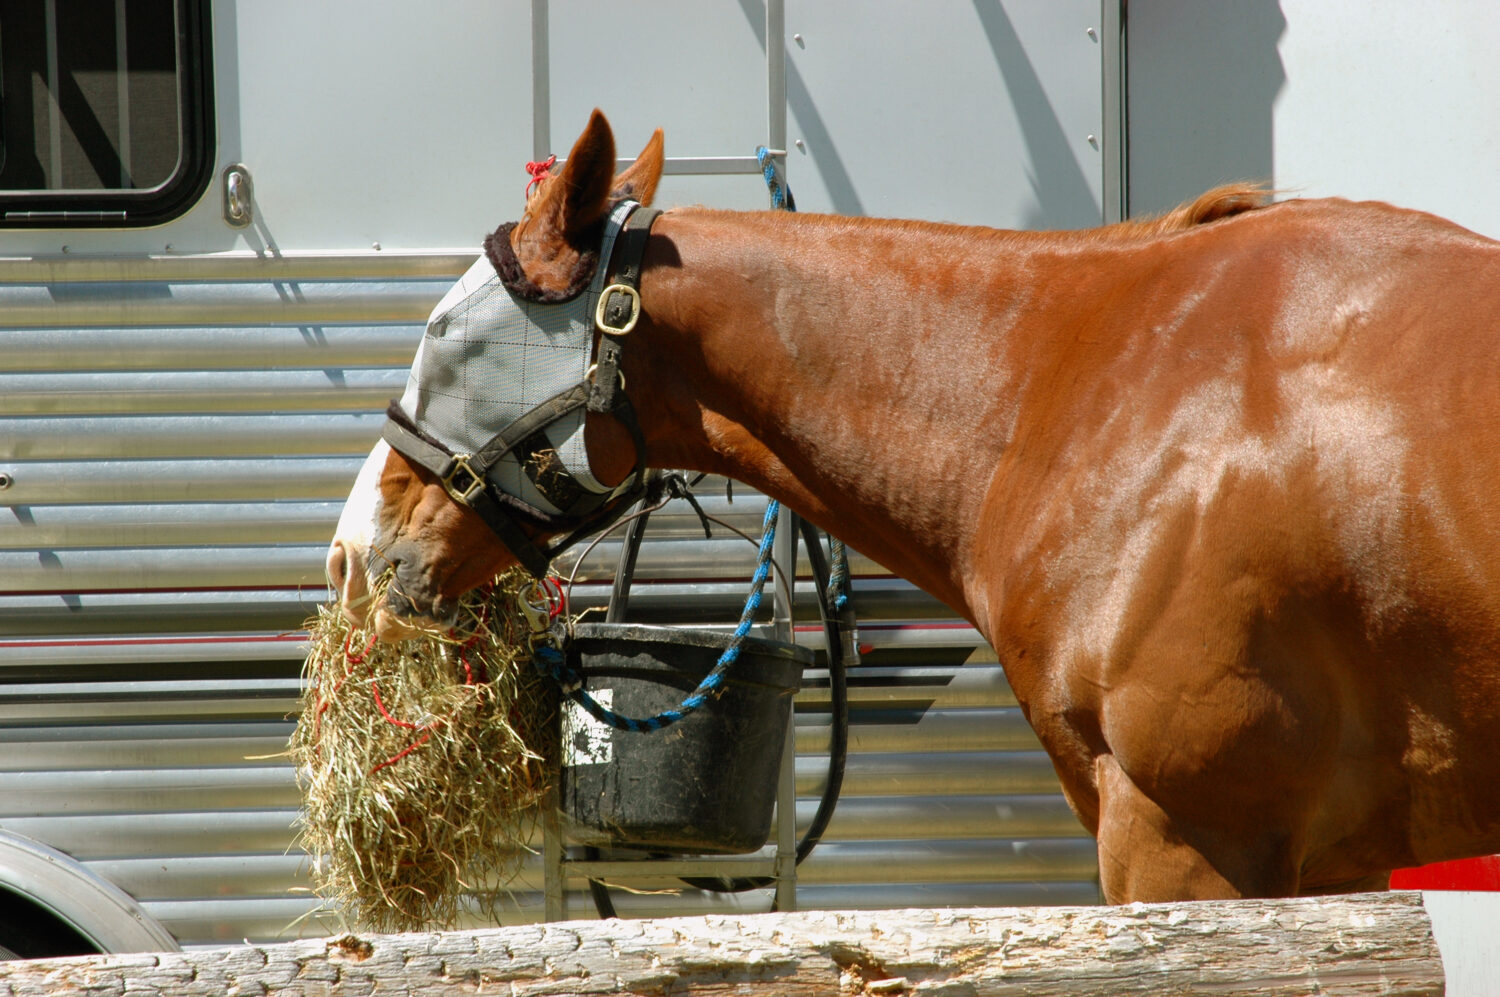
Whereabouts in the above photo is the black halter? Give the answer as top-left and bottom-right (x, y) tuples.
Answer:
(381, 206), (662, 578)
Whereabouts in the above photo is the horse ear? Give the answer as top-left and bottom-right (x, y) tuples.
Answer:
(611, 128), (665, 206)
(514, 109), (616, 251)
(546, 108), (617, 245)
(503, 110), (618, 295)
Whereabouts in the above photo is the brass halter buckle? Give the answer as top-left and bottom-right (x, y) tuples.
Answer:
(442, 454), (485, 505)
(595, 283), (641, 336)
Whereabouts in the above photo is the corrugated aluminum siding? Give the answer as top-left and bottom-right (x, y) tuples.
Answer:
(0, 255), (1097, 947)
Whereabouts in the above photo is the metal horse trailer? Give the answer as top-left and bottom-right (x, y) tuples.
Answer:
(4, 0), (1499, 955)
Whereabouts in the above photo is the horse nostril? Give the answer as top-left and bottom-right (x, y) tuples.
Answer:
(326, 542), (349, 598)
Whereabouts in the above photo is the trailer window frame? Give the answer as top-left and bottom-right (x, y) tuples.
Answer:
(0, 0), (215, 228)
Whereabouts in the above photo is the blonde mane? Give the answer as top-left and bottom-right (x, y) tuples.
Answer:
(1090, 183), (1272, 241)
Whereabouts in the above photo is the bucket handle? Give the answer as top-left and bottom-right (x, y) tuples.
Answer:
(532, 499), (782, 733)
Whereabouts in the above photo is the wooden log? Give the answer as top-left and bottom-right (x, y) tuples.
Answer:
(0, 893), (1443, 996)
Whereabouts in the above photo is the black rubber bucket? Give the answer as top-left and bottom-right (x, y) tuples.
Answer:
(558, 622), (811, 854)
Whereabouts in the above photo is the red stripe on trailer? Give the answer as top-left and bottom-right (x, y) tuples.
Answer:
(0, 634), (306, 650)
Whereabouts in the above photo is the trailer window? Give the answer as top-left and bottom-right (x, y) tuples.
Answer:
(0, 0), (213, 227)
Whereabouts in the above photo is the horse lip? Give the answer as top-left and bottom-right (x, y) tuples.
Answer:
(373, 578), (461, 639)
(373, 606), (425, 642)
(338, 602), (369, 630)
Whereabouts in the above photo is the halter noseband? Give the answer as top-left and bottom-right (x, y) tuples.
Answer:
(381, 203), (662, 578)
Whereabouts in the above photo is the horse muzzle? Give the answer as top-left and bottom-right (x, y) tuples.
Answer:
(325, 536), (463, 641)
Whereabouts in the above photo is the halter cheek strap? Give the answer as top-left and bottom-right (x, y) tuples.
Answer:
(380, 205), (662, 579)
(589, 205), (656, 415)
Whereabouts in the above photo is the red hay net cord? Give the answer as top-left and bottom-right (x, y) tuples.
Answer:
(344, 630), (378, 665)
(334, 580), (547, 774)
(543, 576), (564, 618)
(364, 586), (505, 772)
(371, 679), (425, 731)
(453, 584), (497, 684)
(306, 632), (376, 749)
(525, 155), (556, 197)
(370, 731), (433, 775)
(368, 673), (436, 775)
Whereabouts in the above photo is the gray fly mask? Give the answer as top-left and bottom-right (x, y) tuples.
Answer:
(381, 200), (661, 577)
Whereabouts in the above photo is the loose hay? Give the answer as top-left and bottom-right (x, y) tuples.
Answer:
(290, 568), (557, 932)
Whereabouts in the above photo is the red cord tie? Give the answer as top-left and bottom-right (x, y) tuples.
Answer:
(525, 154), (557, 197)
(369, 673), (436, 774)
(364, 591), (502, 773)
(371, 679), (424, 731)
(343, 630), (377, 665)
(542, 575), (565, 619)
(370, 732), (432, 775)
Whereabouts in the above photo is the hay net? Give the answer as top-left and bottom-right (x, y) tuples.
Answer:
(290, 568), (556, 932)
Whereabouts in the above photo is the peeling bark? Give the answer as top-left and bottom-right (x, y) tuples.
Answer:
(0, 894), (1443, 996)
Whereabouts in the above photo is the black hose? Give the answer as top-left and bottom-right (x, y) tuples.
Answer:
(604, 500), (651, 626)
(788, 517), (852, 862)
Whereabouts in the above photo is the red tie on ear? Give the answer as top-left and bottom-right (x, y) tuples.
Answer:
(525, 154), (557, 197)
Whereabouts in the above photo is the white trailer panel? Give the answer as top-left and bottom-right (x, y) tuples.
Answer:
(1129, 0), (1500, 238)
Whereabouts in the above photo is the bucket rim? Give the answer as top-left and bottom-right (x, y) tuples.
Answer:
(569, 622), (814, 665)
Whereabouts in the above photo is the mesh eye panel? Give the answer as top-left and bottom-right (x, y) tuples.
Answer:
(395, 201), (635, 514)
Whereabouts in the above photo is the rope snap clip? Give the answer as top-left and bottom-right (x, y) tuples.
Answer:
(516, 584), (554, 643)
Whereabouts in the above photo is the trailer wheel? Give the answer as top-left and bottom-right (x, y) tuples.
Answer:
(0, 887), (97, 959)
(0, 831), (177, 958)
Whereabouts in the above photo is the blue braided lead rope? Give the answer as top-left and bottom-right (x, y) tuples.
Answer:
(827, 536), (851, 612)
(755, 146), (795, 212)
(534, 498), (782, 733)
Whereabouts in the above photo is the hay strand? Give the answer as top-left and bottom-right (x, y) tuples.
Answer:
(290, 568), (556, 932)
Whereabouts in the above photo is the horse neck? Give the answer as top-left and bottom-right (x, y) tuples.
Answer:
(629, 209), (1032, 617)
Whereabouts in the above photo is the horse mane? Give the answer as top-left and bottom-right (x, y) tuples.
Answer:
(1089, 183), (1272, 241)
(674, 182), (1275, 254)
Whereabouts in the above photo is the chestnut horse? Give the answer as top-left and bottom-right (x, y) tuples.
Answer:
(328, 110), (1500, 903)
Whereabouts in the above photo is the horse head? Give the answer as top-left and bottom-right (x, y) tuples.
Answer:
(326, 111), (665, 638)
